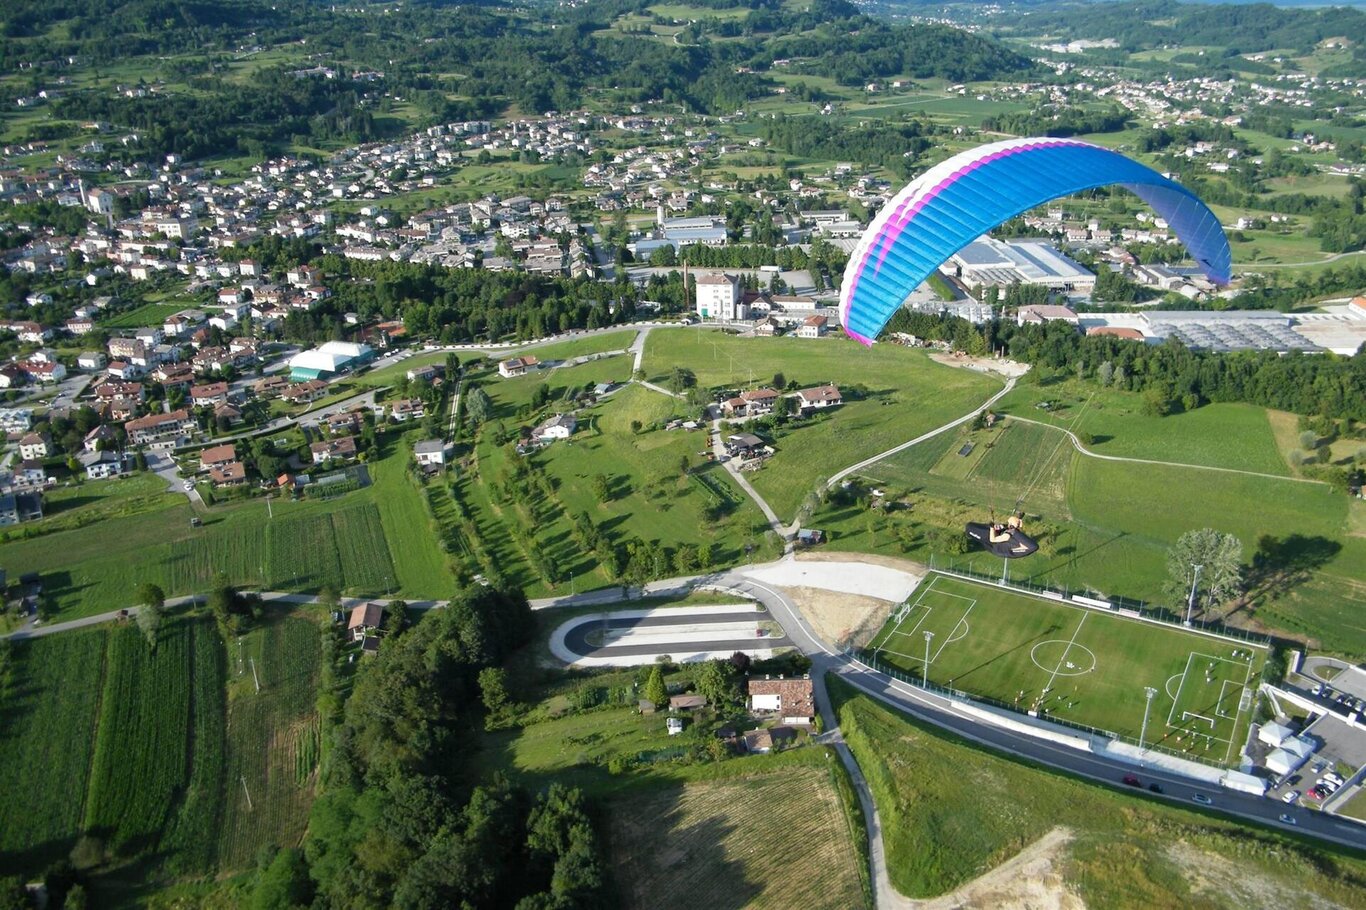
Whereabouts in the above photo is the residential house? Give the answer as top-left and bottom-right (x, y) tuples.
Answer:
(796, 385), (842, 410)
(796, 314), (828, 338)
(311, 435), (357, 464)
(533, 413), (577, 442)
(1016, 304), (1079, 327)
(79, 449), (129, 480)
(390, 398), (424, 422)
(0, 408), (33, 435)
(669, 694), (708, 712)
(413, 439), (448, 469)
(407, 364), (443, 383)
(124, 409), (195, 447)
(724, 433), (766, 458)
(739, 388), (780, 415)
(18, 433), (49, 460)
(282, 379), (328, 404)
(747, 675), (816, 725)
(190, 381), (230, 407)
(83, 424), (119, 452)
(106, 360), (143, 380)
(76, 351), (107, 371)
(209, 460), (247, 487)
(498, 355), (540, 378)
(15, 461), (47, 487)
(326, 410), (364, 435)
(348, 602), (384, 641)
(253, 375), (289, 398)
(199, 443), (237, 471)
(24, 360), (66, 384)
(0, 491), (41, 525)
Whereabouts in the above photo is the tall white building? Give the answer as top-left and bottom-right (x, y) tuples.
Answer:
(695, 273), (746, 321)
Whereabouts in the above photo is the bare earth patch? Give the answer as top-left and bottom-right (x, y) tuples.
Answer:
(1167, 841), (1345, 910)
(900, 827), (1082, 910)
(784, 585), (892, 650)
(607, 767), (865, 910)
(796, 549), (929, 577)
(928, 352), (1031, 379)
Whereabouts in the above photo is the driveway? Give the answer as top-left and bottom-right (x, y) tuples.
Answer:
(147, 450), (203, 507)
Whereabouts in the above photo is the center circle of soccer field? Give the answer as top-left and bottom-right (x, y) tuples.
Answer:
(1029, 640), (1097, 677)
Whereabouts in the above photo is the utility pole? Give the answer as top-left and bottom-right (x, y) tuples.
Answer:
(923, 630), (934, 686)
(1140, 686), (1157, 755)
(1185, 563), (1203, 626)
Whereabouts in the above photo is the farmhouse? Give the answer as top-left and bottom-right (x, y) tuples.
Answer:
(498, 355), (540, 378)
(740, 388), (780, 414)
(797, 385), (842, 410)
(311, 436), (357, 464)
(748, 675), (816, 726)
(348, 602), (384, 641)
(533, 413), (577, 442)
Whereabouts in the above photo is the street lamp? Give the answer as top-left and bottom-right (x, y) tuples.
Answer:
(1140, 686), (1157, 755)
(923, 630), (934, 687)
(1185, 563), (1203, 626)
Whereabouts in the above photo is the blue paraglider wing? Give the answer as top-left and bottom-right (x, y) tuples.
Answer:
(839, 138), (1231, 344)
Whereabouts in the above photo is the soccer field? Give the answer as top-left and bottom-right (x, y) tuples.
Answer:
(866, 574), (1265, 766)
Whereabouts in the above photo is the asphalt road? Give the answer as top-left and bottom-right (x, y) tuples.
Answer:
(558, 610), (791, 660)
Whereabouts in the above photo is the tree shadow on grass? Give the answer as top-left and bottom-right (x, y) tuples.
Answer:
(1243, 533), (1342, 607)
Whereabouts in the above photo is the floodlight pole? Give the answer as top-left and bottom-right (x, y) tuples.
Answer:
(1185, 563), (1203, 627)
(1140, 686), (1157, 756)
(923, 630), (934, 687)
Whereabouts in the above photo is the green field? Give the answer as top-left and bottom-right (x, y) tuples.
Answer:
(831, 679), (1366, 906)
(0, 434), (448, 619)
(99, 303), (189, 329)
(642, 329), (1001, 519)
(0, 611), (323, 890)
(866, 575), (1265, 764)
(0, 618), (226, 874)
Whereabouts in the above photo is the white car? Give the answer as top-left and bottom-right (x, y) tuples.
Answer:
(1282, 790), (1300, 804)
(183, 480), (194, 491)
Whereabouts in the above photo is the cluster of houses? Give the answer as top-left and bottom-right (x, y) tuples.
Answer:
(719, 384), (843, 419)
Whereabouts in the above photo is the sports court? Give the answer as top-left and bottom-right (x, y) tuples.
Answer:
(867, 573), (1264, 765)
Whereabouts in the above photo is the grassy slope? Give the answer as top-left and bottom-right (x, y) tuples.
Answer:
(642, 329), (1001, 519)
(830, 679), (1366, 907)
(994, 377), (1291, 476)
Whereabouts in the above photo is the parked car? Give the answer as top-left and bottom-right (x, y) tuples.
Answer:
(1286, 774), (1302, 787)
(1308, 788), (1326, 801)
(1282, 790), (1300, 804)
(1311, 683), (1323, 696)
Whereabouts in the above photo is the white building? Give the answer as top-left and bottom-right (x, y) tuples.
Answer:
(695, 273), (746, 321)
(533, 413), (577, 441)
(413, 439), (448, 467)
(948, 236), (1095, 294)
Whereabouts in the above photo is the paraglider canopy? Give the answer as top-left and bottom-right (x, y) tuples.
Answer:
(966, 516), (1039, 559)
(839, 137), (1232, 344)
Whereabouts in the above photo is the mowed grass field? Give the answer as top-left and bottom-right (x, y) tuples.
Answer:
(867, 575), (1264, 764)
(0, 434), (449, 619)
(608, 766), (867, 910)
(642, 329), (1001, 519)
(831, 679), (1366, 907)
(99, 302), (191, 329)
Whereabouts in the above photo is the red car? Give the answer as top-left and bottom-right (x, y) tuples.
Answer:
(1307, 788), (1326, 801)
(1122, 775), (1141, 787)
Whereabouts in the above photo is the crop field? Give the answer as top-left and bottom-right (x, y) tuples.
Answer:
(0, 628), (107, 870)
(608, 766), (867, 910)
(831, 679), (1366, 906)
(83, 620), (226, 858)
(218, 613), (322, 869)
(642, 329), (1000, 518)
(866, 574), (1265, 763)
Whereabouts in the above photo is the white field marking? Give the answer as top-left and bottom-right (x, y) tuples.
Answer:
(1215, 679), (1242, 719)
(1040, 611), (1089, 696)
(931, 600), (976, 663)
